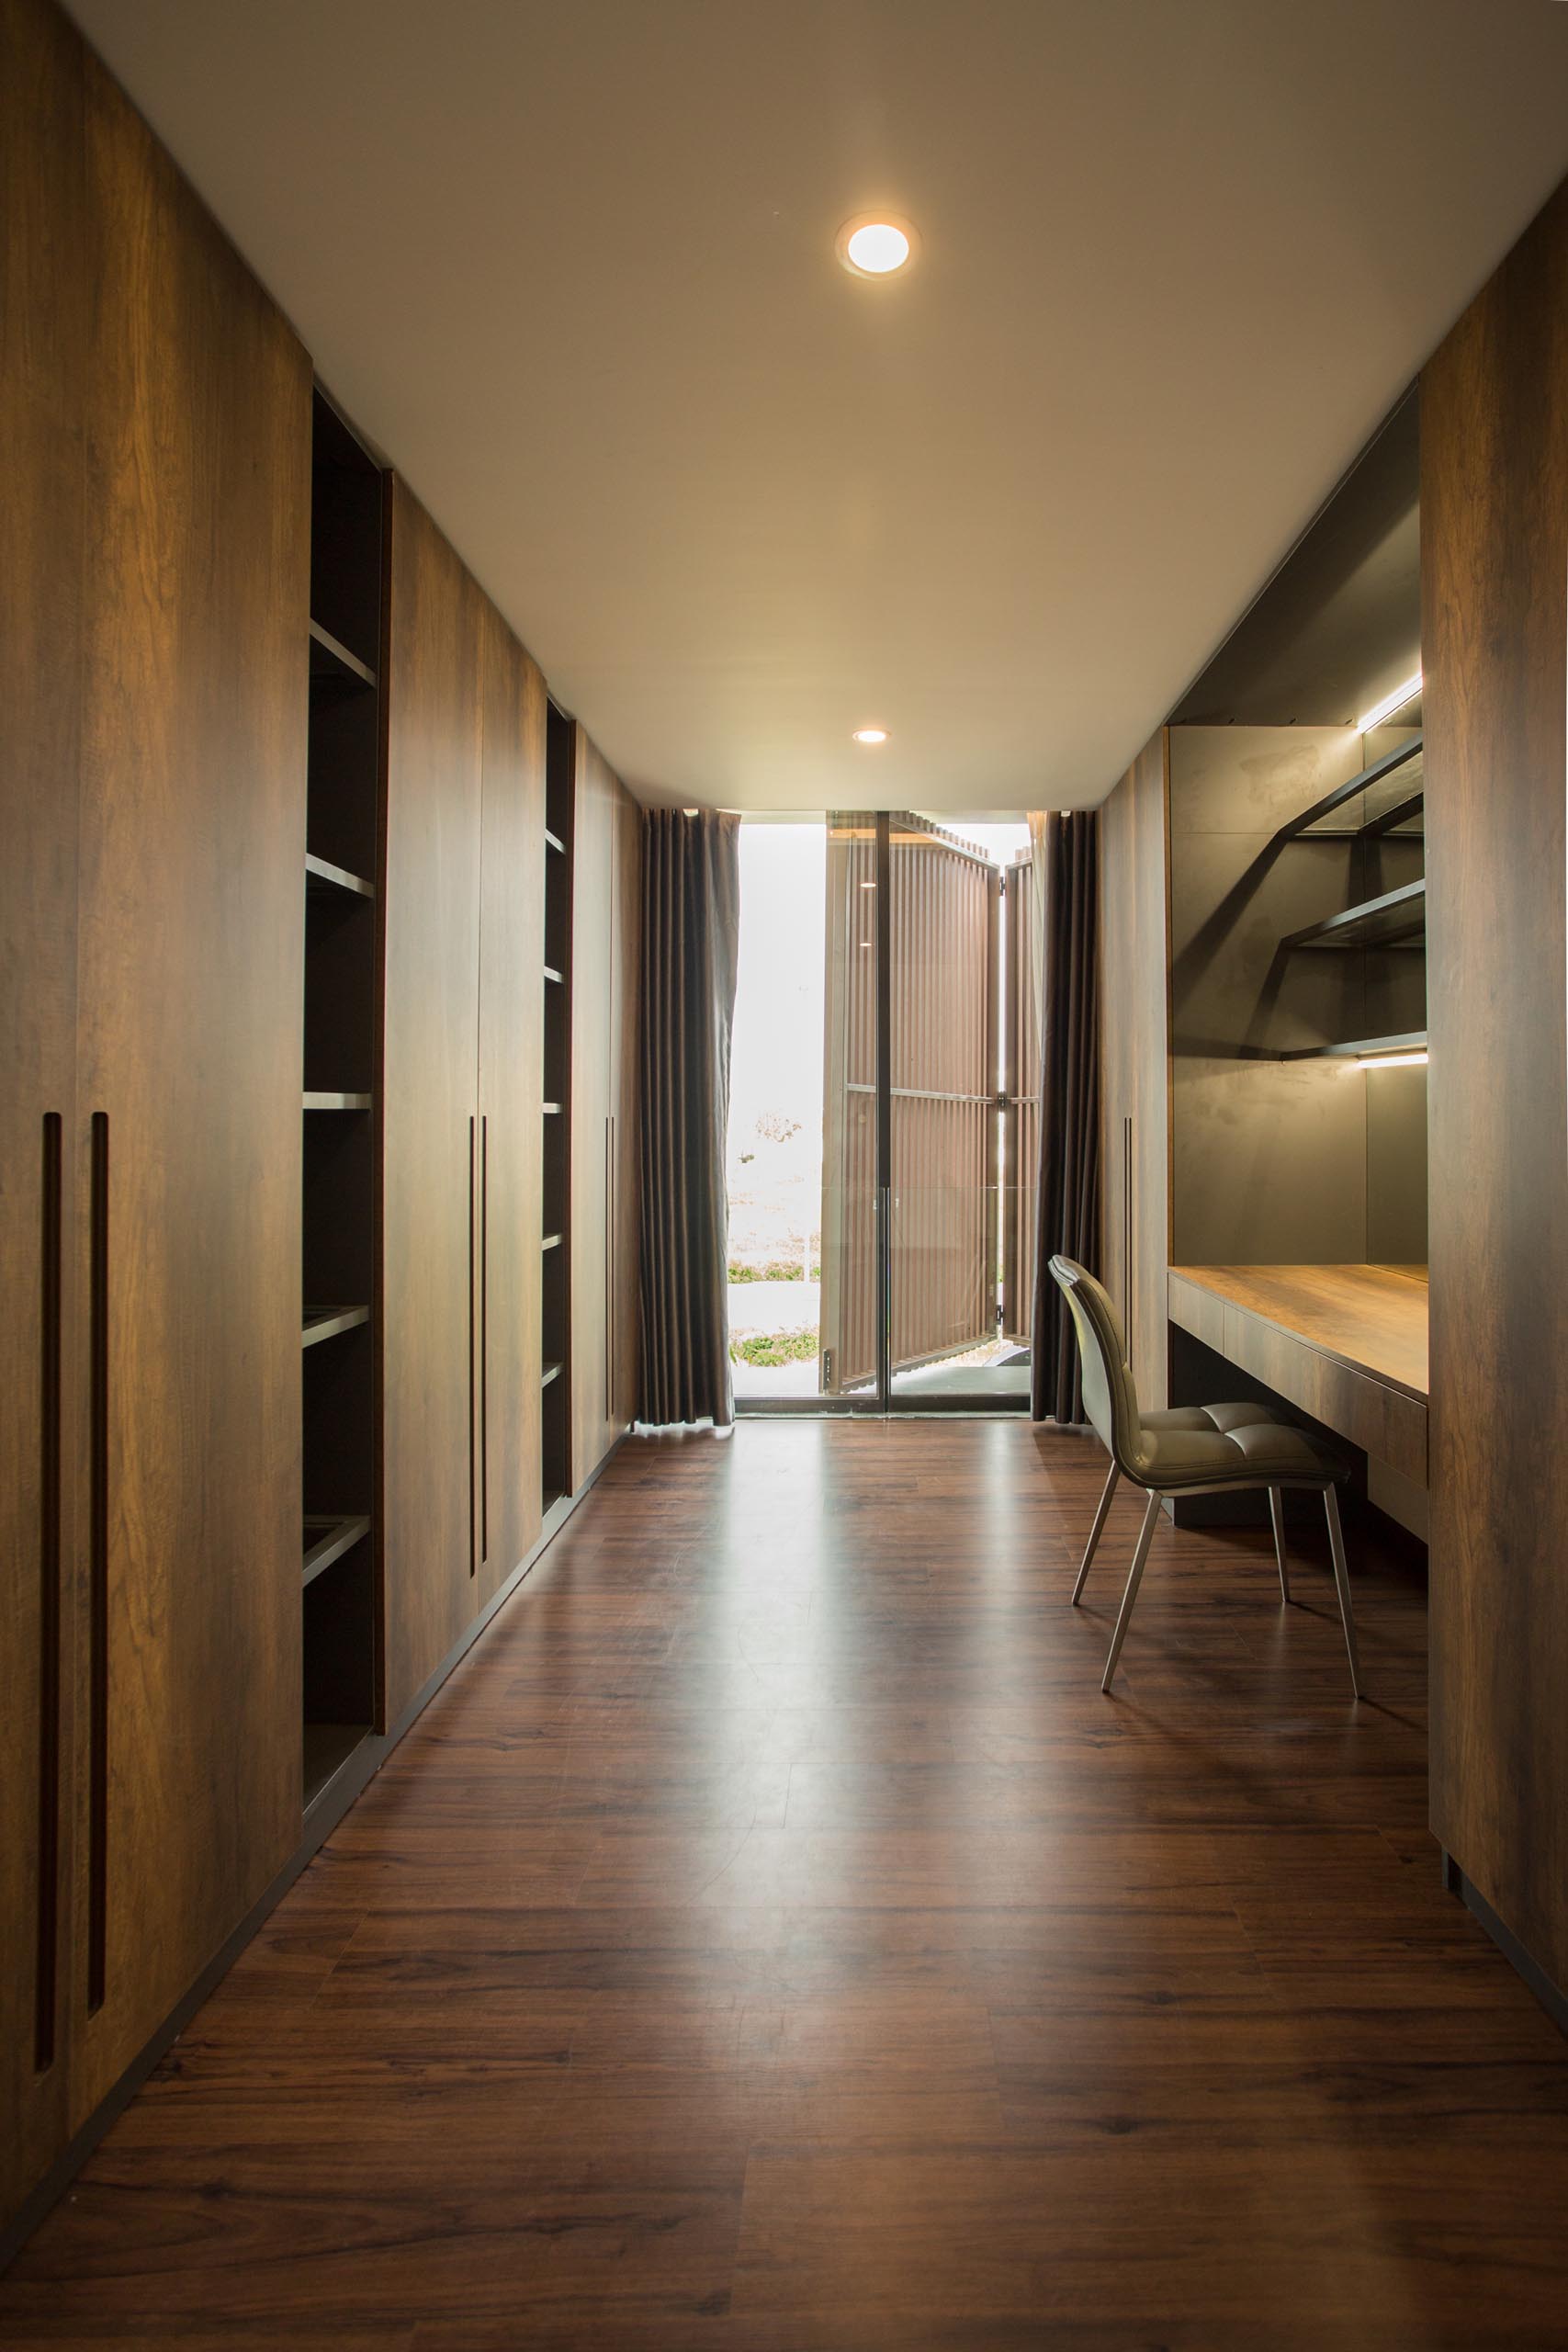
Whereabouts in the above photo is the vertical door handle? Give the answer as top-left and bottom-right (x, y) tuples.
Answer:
(479, 1114), (489, 1567)
(87, 1111), (109, 2013)
(468, 1115), (478, 1579)
(35, 1114), (64, 2070)
(1122, 1113), (1134, 1368)
(604, 1114), (615, 1422)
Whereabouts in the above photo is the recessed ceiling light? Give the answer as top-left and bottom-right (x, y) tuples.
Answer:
(852, 727), (888, 745)
(836, 215), (916, 277)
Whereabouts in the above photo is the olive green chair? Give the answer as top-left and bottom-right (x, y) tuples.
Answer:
(1049, 1255), (1361, 1697)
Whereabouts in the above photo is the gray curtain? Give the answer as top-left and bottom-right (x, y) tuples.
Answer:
(637, 809), (742, 1428)
(1030, 810), (1100, 1424)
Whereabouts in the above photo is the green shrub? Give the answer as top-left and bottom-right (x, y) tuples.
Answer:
(728, 1260), (821, 1284)
(729, 1329), (819, 1368)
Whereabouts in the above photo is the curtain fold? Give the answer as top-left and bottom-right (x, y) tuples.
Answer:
(1029, 809), (1100, 1424)
(637, 808), (742, 1428)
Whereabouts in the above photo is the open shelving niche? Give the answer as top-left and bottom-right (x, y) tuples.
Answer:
(301, 386), (384, 1813)
(1272, 733), (1426, 1064)
(541, 704), (574, 1514)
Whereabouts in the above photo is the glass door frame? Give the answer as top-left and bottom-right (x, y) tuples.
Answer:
(735, 813), (1031, 1419)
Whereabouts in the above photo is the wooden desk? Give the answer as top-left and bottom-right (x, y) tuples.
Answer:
(1168, 1264), (1428, 1485)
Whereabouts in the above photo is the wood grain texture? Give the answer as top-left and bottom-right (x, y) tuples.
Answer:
(67, 12), (310, 2132)
(0, 0), (85, 2219)
(1219, 1306), (1427, 1487)
(1423, 175), (1568, 1996)
(1168, 1264), (1428, 1400)
(5, 1422), (1568, 2345)
(1166, 1270), (1226, 1357)
(570, 733), (639, 1480)
(1099, 729), (1170, 1407)
(476, 605), (547, 1600)
(381, 482), (484, 1721)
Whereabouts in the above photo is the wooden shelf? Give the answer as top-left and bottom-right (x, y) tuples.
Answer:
(545, 829), (565, 855)
(302, 1512), (370, 1589)
(306, 852), (375, 900)
(1281, 879), (1425, 952)
(303, 1091), (372, 1111)
(1280, 1030), (1427, 1063)
(309, 618), (377, 691)
(303, 1720), (371, 1813)
(544, 965), (563, 985)
(542, 1232), (562, 1251)
(541, 1362), (563, 1389)
(302, 1304), (370, 1350)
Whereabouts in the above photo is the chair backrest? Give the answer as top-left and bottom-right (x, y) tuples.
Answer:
(1048, 1255), (1148, 1478)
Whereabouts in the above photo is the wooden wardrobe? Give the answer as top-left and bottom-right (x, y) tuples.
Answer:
(3, 0), (644, 2249)
(3, 0), (307, 2222)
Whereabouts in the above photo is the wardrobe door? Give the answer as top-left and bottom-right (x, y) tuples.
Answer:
(1, 0), (86, 2219)
(1098, 729), (1170, 1410)
(383, 485), (485, 1718)
(476, 608), (547, 1601)
(570, 736), (617, 1485)
(69, 45), (310, 2120)
(610, 784), (643, 1430)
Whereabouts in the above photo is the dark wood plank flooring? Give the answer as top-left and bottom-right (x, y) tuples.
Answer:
(5, 1421), (1567, 2349)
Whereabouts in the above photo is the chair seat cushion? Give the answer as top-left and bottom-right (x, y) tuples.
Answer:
(1143, 1403), (1285, 1436)
(1139, 1401), (1337, 1487)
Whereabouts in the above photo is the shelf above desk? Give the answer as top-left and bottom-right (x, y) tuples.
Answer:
(1168, 1262), (1428, 1484)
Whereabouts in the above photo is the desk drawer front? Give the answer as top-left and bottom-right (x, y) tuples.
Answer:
(1221, 1306), (1428, 1486)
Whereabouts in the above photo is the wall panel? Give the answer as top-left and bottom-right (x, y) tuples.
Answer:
(1424, 177), (1568, 1999)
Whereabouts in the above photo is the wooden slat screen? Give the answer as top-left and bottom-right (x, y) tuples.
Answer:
(818, 817), (878, 1392)
(886, 817), (998, 1375)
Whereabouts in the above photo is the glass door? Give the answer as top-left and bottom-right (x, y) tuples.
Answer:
(730, 811), (1032, 1414)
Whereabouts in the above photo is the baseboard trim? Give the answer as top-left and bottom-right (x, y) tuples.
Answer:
(0, 1432), (629, 2273)
(1441, 1849), (1568, 2040)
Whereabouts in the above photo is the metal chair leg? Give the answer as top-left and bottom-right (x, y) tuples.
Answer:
(1267, 1486), (1291, 1604)
(1073, 1460), (1120, 1604)
(1101, 1489), (1162, 1693)
(1323, 1484), (1362, 1700)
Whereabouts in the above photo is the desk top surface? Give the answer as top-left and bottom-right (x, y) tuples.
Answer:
(1168, 1263), (1429, 1402)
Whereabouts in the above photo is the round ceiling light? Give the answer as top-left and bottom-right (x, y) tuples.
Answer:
(836, 215), (916, 277)
(852, 727), (889, 745)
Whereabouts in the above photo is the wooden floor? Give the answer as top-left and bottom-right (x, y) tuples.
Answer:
(5, 1420), (1568, 2349)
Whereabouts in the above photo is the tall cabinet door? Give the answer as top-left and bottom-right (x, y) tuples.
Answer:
(1099, 729), (1170, 1410)
(383, 484), (485, 1721)
(69, 49), (310, 2120)
(1, 0), (86, 2215)
(570, 736), (619, 1484)
(610, 786), (643, 1430)
(477, 607), (547, 1603)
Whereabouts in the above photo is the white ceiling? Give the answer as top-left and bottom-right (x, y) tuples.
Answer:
(66, 0), (1568, 812)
